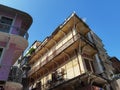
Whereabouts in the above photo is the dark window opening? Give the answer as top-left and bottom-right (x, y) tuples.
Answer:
(0, 48), (3, 58)
(0, 16), (13, 33)
(84, 59), (95, 72)
(1, 17), (13, 25)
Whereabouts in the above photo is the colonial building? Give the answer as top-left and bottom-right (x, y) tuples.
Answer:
(27, 13), (115, 90)
(0, 4), (32, 89)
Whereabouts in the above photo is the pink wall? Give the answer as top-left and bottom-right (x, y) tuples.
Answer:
(0, 43), (16, 80)
(0, 6), (30, 82)
(11, 16), (22, 35)
(0, 11), (15, 18)
(0, 41), (6, 47)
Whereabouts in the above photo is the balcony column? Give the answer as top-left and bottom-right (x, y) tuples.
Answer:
(74, 49), (86, 74)
(74, 49), (81, 73)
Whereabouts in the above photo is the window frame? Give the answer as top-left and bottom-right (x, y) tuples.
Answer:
(0, 15), (13, 33)
(84, 59), (95, 73)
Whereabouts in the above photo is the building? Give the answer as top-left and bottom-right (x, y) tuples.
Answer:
(0, 4), (32, 89)
(89, 31), (114, 82)
(16, 40), (41, 90)
(109, 57), (120, 90)
(27, 13), (115, 90)
(110, 57), (120, 74)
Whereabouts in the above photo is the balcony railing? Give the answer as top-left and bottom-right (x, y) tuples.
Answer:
(28, 32), (96, 76)
(0, 22), (29, 40)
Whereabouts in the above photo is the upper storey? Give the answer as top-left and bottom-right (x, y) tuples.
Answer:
(0, 4), (32, 39)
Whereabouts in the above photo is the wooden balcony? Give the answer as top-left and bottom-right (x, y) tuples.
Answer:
(28, 32), (97, 77)
(29, 13), (92, 65)
(47, 72), (108, 90)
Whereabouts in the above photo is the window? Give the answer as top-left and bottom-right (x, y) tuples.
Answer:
(1, 17), (13, 25)
(84, 59), (91, 72)
(0, 16), (13, 33)
(84, 59), (95, 72)
(0, 48), (3, 58)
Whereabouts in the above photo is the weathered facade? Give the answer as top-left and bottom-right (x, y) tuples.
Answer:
(26, 13), (116, 90)
(110, 57), (120, 90)
(0, 4), (32, 89)
(110, 57), (120, 74)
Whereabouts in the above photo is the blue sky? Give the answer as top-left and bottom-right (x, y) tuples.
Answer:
(0, 0), (120, 59)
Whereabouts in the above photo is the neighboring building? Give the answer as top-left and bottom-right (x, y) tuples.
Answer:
(19, 40), (41, 90)
(0, 4), (32, 89)
(109, 57), (120, 90)
(110, 57), (120, 74)
(89, 31), (114, 81)
(27, 13), (115, 90)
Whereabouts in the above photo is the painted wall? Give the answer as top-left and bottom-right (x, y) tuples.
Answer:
(11, 16), (22, 35)
(0, 10), (26, 80)
(0, 43), (16, 80)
